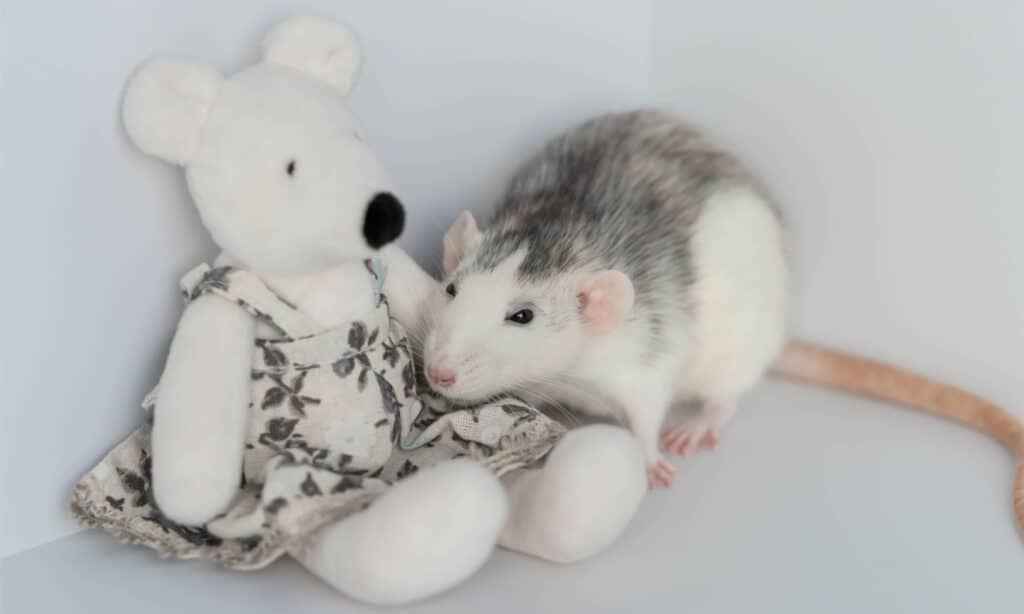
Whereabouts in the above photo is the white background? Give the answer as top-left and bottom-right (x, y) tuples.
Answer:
(2, 0), (1022, 611)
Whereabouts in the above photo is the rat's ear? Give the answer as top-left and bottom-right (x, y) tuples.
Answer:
(443, 211), (482, 274)
(122, 57), (223, 166)
(577, 270), (634, 335)
(262, 15), (362, 96)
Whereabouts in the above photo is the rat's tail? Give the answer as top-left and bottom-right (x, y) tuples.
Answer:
(771, 339), (1024, 536)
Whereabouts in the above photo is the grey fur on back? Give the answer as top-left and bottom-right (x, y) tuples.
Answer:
(470, 110), (772, 352)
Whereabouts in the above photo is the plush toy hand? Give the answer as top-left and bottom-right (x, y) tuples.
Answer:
(378, 245), (441, 347)
(150, 294), (254, 525)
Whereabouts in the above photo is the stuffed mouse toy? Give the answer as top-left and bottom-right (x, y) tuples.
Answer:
(72, 16), (647, 605)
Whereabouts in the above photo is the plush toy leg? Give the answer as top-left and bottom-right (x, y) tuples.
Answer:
(499, 424), (646, 563)
(290, 458), (507, 605)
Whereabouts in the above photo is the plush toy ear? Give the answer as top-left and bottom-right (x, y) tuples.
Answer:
(577, 271), (634, 335)
(121, 57), (223, 166)
(261, 15), (362, 96)
(442, 211), (482, 274)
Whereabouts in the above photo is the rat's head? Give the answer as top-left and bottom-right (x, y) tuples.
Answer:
(422, 211), (635, 401)
(122, 16), (404, 275)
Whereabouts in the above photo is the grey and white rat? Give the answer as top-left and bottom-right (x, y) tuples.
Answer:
(420, 110), (1024, 532)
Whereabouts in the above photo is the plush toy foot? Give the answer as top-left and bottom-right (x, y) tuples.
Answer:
(661, 419), (720, 457)
(291, 459), (507, 605)
(500, 424), (646, 563)
(647, 456), (678, 490)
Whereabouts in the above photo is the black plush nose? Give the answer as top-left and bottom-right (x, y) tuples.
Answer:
(362, 192), (405, 249)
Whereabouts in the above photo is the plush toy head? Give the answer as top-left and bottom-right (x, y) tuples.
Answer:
(122, 16), (404, 274)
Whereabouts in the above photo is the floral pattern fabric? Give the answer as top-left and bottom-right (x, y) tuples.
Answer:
(71, 261), (564, 569)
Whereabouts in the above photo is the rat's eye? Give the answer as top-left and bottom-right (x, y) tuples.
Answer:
(507, 308), (534, 325)
(445, 283), (457, 297)
(286, 160), (296, 176)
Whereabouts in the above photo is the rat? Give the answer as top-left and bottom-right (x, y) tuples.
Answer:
(420, 110), (1024, 531)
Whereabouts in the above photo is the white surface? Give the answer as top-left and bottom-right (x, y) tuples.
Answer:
(0, 0), (649, 557)
(3, 381), (1022, 613)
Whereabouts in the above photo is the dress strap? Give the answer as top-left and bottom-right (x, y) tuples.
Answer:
(179, 264), (323, 340)
(364, 258), (387, 307)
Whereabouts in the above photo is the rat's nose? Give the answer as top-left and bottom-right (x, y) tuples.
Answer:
(426, 361), (457, 389)
(363, 192), (405, 249)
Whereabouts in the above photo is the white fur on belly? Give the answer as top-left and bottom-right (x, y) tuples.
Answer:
(679, 187), (789, 402)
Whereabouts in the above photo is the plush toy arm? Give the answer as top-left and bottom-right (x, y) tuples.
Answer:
(378, 245), (439, 345)
(151, 294), (254, 526)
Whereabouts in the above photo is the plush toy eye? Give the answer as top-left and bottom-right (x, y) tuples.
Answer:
(507, 309), (534, 325)
(445, 283), (457, 297)
(286, 160), (296, 176)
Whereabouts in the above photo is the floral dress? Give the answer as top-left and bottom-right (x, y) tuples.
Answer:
(71, 261), (564, 569)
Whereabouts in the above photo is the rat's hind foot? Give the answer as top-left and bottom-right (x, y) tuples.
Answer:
(647, 457), (677, 490)
(661, 399), (735, 457)
(661, 420), (719, 457)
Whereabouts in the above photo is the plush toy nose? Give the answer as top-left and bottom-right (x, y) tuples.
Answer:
(426, 360), (457, 389)
(362, 192), (405, 249)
